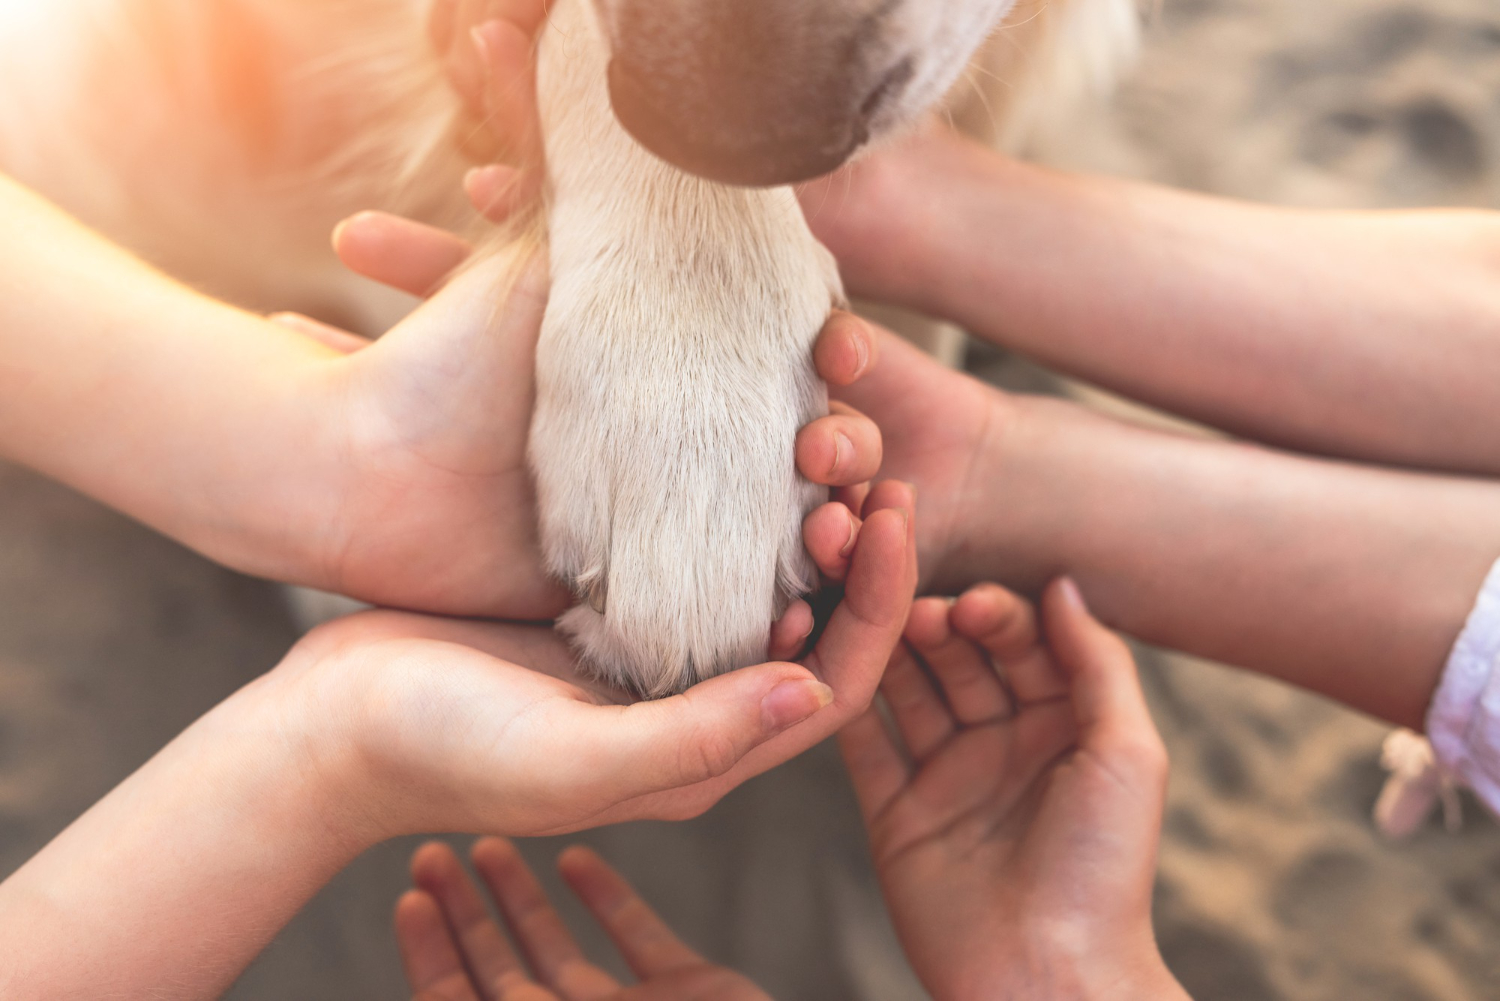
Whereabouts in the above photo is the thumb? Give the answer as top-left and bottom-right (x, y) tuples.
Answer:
(564, 665), (835, 804)
(1041, 578), (1164, 767)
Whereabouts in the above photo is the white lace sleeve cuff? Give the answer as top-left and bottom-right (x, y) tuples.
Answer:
(1427, 558), (1500, 815)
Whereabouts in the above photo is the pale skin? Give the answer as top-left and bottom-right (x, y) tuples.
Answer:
(803, 122), (1500, 476)
(443, 0), (1500, 731)
(0, 170), (881, 626)
(0, 5), (913, 989)
(391, 581), (1191, 1001)
(0, 478), (917, 998)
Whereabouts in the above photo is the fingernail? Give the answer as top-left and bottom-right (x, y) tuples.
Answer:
(832, 432), (853, 478)
(851, 321), (871, 376)
(762, 679), (835, 733)
(840, 509), (859, 557)
(1057, 576), (1087, 611)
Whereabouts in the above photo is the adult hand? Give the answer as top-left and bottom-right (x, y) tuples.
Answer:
(840, 580), (1189, 1001)
(397, 839), (770, 1000)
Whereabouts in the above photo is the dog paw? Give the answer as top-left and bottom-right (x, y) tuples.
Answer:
(530, 242), (834, 696)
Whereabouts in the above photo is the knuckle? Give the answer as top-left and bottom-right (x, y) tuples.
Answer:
(678, 727), (744, 784)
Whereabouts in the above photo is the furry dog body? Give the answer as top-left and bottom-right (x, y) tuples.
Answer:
(0, 0), (1141, 693)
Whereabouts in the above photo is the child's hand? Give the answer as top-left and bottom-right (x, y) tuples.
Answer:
(278, 479), (915, 838)
(397, 839), (770, 1001)
(0, 487), (914, 999)
(297, 214), (885, 628)
(841, 580), (1190, 1001)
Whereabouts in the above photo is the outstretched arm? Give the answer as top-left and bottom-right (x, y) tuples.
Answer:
(804, 127), (1500, 475)
(0, 479), (916, 999)
(839, 327), (1500, 730)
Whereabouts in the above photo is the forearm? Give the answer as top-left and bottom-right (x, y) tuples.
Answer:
(0, 173), (340, 578)
(0, 671), (372, 998)
(821, 131), (1500, 474)
(960, 394), (1500, 728)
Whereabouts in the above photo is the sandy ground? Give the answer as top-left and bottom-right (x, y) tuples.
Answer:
(3, 1), (1500, 998)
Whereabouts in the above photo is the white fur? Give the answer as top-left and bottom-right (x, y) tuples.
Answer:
(533, 0), (840, 695)
(0, 0), (1142, 694)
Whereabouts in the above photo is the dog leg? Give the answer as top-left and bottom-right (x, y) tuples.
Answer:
(528, 0), (841, 697)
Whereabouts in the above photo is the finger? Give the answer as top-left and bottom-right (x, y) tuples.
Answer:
(768, 599), (816, 662)
(333, 211), (474, 298)
(796, 403), (883, 488)
(837, 708), (910, 826)
(473, 17), (543, 167)
(835, 482), (872, 519)
(905, 595), (1013, 725)
(556, 846), (705, 978)
(466, 164), (539, 225)
(1041, 579), (1167, 773)
(411, 842), (530, 1000)
(267, 312), (373, 355)
(555, 663), (836, 806)
(472, 839), (620, 1000)
(579, 483), (916, 826)
(396, 890), (484, 1001)
(879, 641), (954, 759)
(952, 583), (1068, 704)
(804, 480), (918, 706)
(429, 0), (460, 56)
(802, 502), (860, 582)
(445, 0), (494, 120)
(813, 312), (878, 387)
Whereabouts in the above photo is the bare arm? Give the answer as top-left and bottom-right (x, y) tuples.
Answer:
(0, 486), (916, 1000)
(840, 331), (1500, 730)
(805, 128), (1500, 475)
(0, 176), (878, 619)
(0, 172), (344, 578)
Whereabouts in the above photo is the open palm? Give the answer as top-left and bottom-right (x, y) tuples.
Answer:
(840, 581), (1173, 999)
(398, 839), (769, 1001)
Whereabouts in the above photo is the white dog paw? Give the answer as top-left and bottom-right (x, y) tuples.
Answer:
(529, 235), (835, 696)
(530, 324), (828, 696)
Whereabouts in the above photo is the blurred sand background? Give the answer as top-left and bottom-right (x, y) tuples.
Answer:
(2, 0), (1500, 998)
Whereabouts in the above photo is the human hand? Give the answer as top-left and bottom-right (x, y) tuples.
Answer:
(269, 473), (915, 839)
(397, 839), (770, 1000)
(840, 580), (1188, 1001)
(302, 208), (887, 632)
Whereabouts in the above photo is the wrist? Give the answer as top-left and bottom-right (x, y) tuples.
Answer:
(803, 127), (967, 313)
(248, 640), (394, 851)
(925, 384), (1045, 595)
(942, 937), (1184, 1001)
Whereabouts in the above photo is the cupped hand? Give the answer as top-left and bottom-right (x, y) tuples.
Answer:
(300, 210), (887, 630)
(799, 318), (1012, 595)
(271, 477), (916, 839)
(397, 839), (770, 1001)
(840, 580), (1187, 1001)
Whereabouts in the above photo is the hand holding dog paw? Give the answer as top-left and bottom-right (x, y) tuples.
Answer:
(263, 477), (916, 837)
(397, 839), (771, 1001)
(301, 213), (891, 628)
(841, 580), (1188, 1001)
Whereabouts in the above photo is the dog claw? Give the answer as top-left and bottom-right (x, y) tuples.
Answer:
(585, 577), (607, 616)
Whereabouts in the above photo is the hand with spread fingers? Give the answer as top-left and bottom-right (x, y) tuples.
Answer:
(397, 839), (770, 1001)
(841, 580), (1191, 1001)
